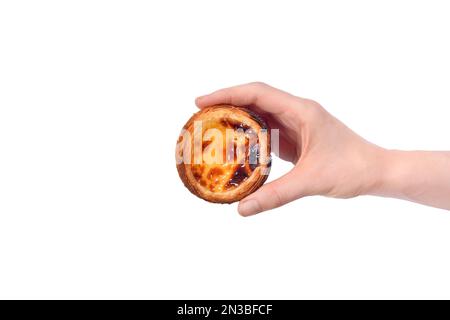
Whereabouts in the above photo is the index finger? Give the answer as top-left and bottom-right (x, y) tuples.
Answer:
(195, 82), (298, 115)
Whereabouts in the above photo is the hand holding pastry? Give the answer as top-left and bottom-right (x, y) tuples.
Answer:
(195, 82), (450, 216)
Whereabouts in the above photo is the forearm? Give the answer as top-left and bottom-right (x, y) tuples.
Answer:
(369, 149), (450, 210)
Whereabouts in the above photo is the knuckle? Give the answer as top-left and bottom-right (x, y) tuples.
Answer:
(302, 99), (325, 121)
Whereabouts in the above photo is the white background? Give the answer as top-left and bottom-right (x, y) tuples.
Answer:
(1, 1), (450, 299)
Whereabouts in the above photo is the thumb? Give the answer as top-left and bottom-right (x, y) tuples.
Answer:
(238, 169), (308, 216)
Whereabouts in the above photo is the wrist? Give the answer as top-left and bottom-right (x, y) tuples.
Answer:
(367, 148), (414, 200)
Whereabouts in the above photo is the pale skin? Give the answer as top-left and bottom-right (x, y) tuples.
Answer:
(196, 82), (450, 216)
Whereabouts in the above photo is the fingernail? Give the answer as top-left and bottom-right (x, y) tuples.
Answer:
(238, 199), (262, 216)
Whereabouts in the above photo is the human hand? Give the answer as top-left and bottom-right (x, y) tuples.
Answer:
(196, 82), (385, 216)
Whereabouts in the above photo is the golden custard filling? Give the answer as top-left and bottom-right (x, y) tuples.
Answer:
(189, 118), (259, 193)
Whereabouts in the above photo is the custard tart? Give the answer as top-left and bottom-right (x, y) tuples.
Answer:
(176, 105), (271, 203)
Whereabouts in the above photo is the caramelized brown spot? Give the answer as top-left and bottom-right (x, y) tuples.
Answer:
(225, 165), (249, 189)
(221, 119), (251, 131)
(202, 139), (212, 149)
(220, 119), (231, 128)
(191, 165), (203, 181)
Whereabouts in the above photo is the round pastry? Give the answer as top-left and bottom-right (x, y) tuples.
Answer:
(176, 105), (271, 203)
